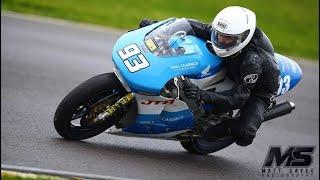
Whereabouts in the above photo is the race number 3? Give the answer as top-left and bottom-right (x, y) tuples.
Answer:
(277, 75), (291, 95)
(117, 44), (150, 73)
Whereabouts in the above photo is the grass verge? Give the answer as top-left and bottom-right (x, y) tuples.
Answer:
(1, 170), (75, 180)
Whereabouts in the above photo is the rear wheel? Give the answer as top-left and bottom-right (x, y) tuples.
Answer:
(54, 73), (127, 140)
(180, 136), (234, 155)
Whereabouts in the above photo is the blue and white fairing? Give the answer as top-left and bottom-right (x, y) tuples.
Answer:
(274, 53), (302, 96)
(110, 18), (302, 137)
(112, 18), (222, 95)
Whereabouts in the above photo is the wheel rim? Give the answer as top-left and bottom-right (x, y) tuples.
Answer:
(67, 89), (124, 134)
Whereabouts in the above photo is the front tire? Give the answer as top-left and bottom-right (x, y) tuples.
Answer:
(180, 137), (234, 155)
(54, 73), (127, 140)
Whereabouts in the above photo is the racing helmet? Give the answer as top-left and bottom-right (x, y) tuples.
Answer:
(211, 6), (256, 57)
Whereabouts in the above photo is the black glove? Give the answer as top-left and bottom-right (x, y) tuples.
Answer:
(139, 19), (158, 28)
(182, 79), (223, 104)
(183, 82), (203, 101)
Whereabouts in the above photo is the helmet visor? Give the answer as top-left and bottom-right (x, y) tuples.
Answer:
(211, 29), (242, 49)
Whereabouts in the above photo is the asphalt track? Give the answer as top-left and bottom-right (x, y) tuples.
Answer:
(1, 12), (319, 180)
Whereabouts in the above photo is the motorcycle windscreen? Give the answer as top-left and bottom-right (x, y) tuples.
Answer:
(144, 18), (199, 56)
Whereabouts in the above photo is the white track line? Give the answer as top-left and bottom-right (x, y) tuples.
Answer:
(1, 164), (136, 180)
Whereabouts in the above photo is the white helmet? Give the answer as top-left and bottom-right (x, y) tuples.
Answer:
(211, 6), (256, 57)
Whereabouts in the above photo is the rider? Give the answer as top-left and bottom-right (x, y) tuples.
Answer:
(139, 6), (280, 146)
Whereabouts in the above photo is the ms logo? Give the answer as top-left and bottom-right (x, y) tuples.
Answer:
(263, 146), (316, 167)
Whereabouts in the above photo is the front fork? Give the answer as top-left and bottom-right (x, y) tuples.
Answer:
(99, 93), (134, 119)
(87, 92), (135, 128)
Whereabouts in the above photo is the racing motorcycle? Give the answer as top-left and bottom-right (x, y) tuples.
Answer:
(54, 18), (302, 154)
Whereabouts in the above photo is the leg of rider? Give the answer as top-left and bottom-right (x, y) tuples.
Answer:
(231, 96), (268, 146)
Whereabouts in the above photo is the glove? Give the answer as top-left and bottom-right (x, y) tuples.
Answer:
(139, 19), (158, 28)
(183, 82), (202, 101)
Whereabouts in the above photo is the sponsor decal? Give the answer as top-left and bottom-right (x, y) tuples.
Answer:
(139, 120), (155, 125)
(170, 62), (199, 71)
(138, 120), (167, 127)
(201, 64), (211, 77)
(160, 115), (184, 122)
(243, 74), (258, 83)
(261, 145), (316, 178)
(141, 99), (175, 105)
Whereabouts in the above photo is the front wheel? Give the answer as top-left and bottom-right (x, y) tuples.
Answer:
(54, 73), (127, 140)
(180, 137), (234, 155)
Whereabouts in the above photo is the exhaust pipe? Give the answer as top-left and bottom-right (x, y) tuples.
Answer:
(263, 101), (295, 122)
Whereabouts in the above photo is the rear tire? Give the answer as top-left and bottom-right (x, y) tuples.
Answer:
(54, 73), (127, 140)
(180, 137), (234, 155)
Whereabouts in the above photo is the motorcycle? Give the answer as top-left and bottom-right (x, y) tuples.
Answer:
(54, 18), (302, 154)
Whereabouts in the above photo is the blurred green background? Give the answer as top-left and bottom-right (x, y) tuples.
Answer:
(2, 0), (319, 60)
